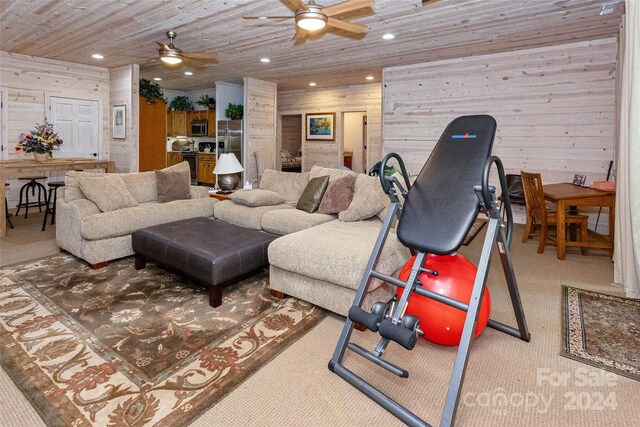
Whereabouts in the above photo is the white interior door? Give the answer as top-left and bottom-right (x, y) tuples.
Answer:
(49, 97), (100, 158)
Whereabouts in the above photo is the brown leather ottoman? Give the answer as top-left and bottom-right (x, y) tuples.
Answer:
(132, 217), (277, 307)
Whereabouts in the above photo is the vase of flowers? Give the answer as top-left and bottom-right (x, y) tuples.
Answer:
(17, 119), (63, 162)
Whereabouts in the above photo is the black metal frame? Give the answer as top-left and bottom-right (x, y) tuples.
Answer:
(329, 153), (530, 427)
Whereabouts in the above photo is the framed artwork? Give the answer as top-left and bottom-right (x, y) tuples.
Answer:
(306, 112), (335, 141)
(112, 105), (126, 139)
(572, 174), (587, 186)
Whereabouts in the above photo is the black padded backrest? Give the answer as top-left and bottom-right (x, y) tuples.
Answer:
(397, 115), (497, 254)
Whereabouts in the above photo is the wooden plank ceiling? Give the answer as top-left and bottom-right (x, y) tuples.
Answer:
(0, 0), (624, 91)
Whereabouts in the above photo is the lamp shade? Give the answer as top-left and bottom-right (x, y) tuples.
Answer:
(213, 153), (244, 175)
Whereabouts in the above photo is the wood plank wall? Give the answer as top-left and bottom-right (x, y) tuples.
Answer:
(0, 51), (111, 206)
(281, 114), (302, 158)
(109, 64), (139, 173)
(0, 51), (110, 159)
(278, 83), (382, 172)
(382, 38), (617, 185)
(243, 77), (277, 185)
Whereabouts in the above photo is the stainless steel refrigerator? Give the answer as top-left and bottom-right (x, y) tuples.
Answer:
(217, 120), (243, 168)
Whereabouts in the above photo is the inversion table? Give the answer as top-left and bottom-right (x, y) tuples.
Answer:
(329, 115), (531, 427)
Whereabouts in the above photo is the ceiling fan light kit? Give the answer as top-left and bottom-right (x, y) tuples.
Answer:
(160, 54), (183, 64)
(158, 30), (184, 64)
(295, 4), (328, 31)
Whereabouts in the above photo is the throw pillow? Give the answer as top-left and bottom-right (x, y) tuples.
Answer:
(296, 175), (330, 213)
(230, 189), (285, 207)
(317, 174), (356, 214)
(155, 168), (191, 203)
(78, 174), (138, 212)
(338, 185), (386, 222)
(260, 169), (310, 204)
(64, 171), (104, 202)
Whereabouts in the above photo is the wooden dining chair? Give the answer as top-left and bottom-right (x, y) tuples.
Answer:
(520, 171), (589, 254)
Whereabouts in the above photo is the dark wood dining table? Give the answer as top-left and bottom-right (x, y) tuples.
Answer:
(0, 158), (114, 237)
(543, 183), (616, 260)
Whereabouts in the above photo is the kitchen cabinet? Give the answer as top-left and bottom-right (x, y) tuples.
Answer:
(207, 110), (216, 137)
(167, 152), (183, 167)
(167, 111), (187, 136)
(198, 153), (217, 186)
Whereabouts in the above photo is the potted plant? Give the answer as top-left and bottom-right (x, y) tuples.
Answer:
(196, 94), (216, 110)
(139, 78), (166, 104)
(169, 95), (193, 112)
(17, 118), (63, 162)
(225, 103), (243, 120)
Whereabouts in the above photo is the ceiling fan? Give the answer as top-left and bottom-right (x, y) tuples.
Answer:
(155, 31), (217, 70)
(242, 0), (373, 39)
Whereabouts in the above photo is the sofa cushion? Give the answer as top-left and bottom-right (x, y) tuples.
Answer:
(120, 171), (157, 203)
(261, 209), (335, 235)
(64, 171), (104, 202)
(317, 174), (356, 214)
(80, 198), (216, 240)
(339, 173), (387, 222)
(155, 168), (191, 203)
(259, 169), (310, 204)
(268, 219), (410, 292)
(230, 189), (285, 207)
(296, 176), (329, 213)
(376, 172), (408, 222)
(78, 174), (139, 213)
(309, 165), (357, 182)
(213, 200), (293, 230)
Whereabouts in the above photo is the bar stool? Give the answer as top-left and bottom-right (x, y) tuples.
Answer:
(15, 176), (48, 219)
(42, 181), (65, 231)
(4, 183), (14, 230)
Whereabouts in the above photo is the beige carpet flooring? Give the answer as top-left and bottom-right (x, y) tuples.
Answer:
(0, 209), (58, 267)
(1, 222), (639, 426)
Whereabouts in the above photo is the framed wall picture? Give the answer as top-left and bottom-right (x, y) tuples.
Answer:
(112, 105), (126, 139)
(306, 112), (335, 141)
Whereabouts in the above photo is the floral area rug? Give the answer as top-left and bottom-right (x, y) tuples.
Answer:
(562, 286), (640, 381)
(0, 255), (326, 426)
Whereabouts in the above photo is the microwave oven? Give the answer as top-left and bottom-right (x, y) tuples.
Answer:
(191, 119), (208, 136)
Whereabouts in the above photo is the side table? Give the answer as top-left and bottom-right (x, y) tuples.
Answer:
(209, 191), (233, 201)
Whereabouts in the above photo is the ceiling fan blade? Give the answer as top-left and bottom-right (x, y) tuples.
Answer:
(287, 0), (308, 12)
(184, 52), (218, 61)
(323, 0), (373, 16)
(242, 16), (294, 19)
(183, 58), (207, 71)
(292, 28), (307, 41)
(156, 41), (171, 51)
(326, 17), (367, 33)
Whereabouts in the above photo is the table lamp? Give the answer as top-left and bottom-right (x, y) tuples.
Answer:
(214, 153), (243, 192)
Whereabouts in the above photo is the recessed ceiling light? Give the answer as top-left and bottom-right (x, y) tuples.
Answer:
(309, 82), (317, 87)
(382, 33), (395, 40)
(184, 71), (193, 76)
(260, 57), (271, 63)
(258, 16), (268, 20)
(153, 77), (162, 81)
(91, 53), (104, 59)
(366, 76), (374, 80)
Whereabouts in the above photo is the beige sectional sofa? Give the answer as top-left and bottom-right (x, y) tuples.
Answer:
(56, 162), (217, 267)
(213, 166), (411, 316)
(57, 163), (410, 317)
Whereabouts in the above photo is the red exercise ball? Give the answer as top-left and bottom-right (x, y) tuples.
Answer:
(397, 253), (491, 346)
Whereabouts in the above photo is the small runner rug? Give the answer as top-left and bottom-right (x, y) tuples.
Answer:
(0, 255), (326, 426)
(561, 286), (639, 381)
